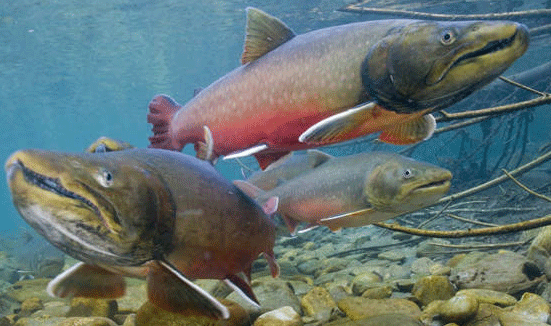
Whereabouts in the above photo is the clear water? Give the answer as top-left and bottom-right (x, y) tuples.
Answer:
(0, 0), (550, 233)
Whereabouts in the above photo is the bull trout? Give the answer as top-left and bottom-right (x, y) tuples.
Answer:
(148, 7), (528, 169)
(235, 152), (452, 233)
(5, 144), (279, 319)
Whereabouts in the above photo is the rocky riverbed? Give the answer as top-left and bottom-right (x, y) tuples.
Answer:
(2, 224), (551, 326)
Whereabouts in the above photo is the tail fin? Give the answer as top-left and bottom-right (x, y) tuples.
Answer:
(147, 94), (183, 151)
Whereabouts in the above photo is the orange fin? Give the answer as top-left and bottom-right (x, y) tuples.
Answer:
(281, 214), (302, 235)
(299, 102), (379, 145)
(379, 114), (436, 145)
(47, 262), (125, 299)
(319, 208), (396, 231)
(147, 95), (183, 151)
(254, 151), (291, 170)
(233, 180), (265, 199)
(147, 260), (229, 319)
(233, 180), (279, 215)
(241, 7), (295, 64)
(224, 274), (260, 307)
(263, 250), (280, 278)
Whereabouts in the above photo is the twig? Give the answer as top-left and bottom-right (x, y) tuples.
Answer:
(426, 240), (530, 250)
(502, 169), (551, 202)
(417, 200), (451, 228)
(438, 149), (551, 203)
(373, 213), (551, 238)
(338, 4), (551, 20)
(437, 94), (551, 122)
(446, 213), (498, 227)
(498, 76), (548, 97)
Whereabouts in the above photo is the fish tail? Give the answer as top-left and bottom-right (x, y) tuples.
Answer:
(147, 94), (184, 151)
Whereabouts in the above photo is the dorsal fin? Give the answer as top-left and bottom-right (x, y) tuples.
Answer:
(241, 7), (295, 64)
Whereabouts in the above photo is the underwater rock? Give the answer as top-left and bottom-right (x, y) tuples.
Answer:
(351, 272), (382, 296)
(29, 301), (70, 318)
(226, 277), (302, 316)
(378, 249), (407, 263)
(135, 300), (249, 326)
(114, 279), (146, 314)
(66, 298), (117, 319)
(421, 292), (479, 324)
(336, 313), (423, 326)
(410, 257), (438, 276)
(300, 287), (337, 323)
(455, 289), (517, 307)
(411, 275), (455, 306)
(450, 251), (545, 295)
(18, 297), (43, 317)
(253, 306), (302, 326)
(337, 297), (421, 321)
(5, 279), (53, 303)
(509, 292), (550, 323)
(361, 285), (393, 299)
(528, 225), (551, 278)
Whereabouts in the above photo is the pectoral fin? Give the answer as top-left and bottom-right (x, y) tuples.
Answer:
(47, 262), (126, 298)
(378, 113), (436, 145)
(299, 102), (378, 145)
(319, 208), (396, 231)
(147, 260), (229, 319)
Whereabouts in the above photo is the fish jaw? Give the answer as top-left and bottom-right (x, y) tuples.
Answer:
(363, 20), (529, 113)
(5, 149), (170, 266)
(365, 155), (452, 213)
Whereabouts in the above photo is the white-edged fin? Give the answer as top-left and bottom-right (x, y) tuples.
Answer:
(224, 144), (268, 160)
(297, 224), (320, 234)
(378, 113), (436, 145)
(224, 277), (261, 308)
(47, 262), (126, 299)
(299, 102), (377, 144)
(196, 125), (216, 164)
(148, 260), (230, 319)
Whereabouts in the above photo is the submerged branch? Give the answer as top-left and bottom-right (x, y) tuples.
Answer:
(437, 94), (551, 122)
(339, 4), (551, 21)
(373, 213), (551, 238)
(438, 148), (551, 203)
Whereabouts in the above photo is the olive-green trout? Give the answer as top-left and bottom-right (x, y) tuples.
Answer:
(148, 7), (528, 169)
(5, 145), (279, 319)
(235, 152), (452, 233)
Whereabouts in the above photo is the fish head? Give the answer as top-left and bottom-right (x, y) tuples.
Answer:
(5, 149), (173, 266)
(364, 155), (452, 213)
(362, 20), (529, 113)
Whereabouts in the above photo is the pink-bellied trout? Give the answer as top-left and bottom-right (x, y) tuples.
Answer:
(5, 140), (279, 319)
(147, 7), (528, 169)
(236, 151), (452, 234)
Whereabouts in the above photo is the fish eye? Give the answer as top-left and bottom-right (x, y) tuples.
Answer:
(403, 169), (414, 179)
(440, 30), (455, 45)
(97, 168), (114, 187)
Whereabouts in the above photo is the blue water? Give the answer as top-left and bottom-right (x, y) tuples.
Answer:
(0, 0), (550, 232)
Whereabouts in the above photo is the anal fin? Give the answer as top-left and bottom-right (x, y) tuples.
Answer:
(147, 260), (229, 319)
(47, 262), (126, 299)
(378, 113), (436, 145)
(195, 125), (217, 164)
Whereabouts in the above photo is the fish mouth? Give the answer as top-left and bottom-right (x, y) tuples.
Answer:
(13, 160), (112, 229)
(411, 173), (452, 193)
(450, 31), (518, 70)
